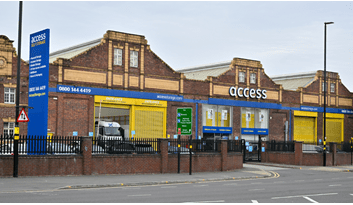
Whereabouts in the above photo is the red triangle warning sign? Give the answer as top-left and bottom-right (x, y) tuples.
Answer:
(17, 108), (29, 122)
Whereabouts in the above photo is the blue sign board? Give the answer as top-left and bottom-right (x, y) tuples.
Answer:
(202, 126), (233, 134)
(262, 147), (265, 152)
(301, 106), (353, 114)
(241, 128), (269, 135)
(56, 85), (184, 102)
(28, 29), (50, 155)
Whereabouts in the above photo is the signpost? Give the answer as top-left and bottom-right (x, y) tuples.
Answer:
(176, 108), (192, 135)
(28, 28), (50, 155)
(17, 108), (29, 122)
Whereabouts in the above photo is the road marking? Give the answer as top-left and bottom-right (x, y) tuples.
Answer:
(274, 181), (285, 183)
(272, 193), (338, 199)
(348, 177), (353, 179)
(251, 182), (263, 184)
(251, 200), (258, 203)
(193, 184), (209, 187)
(223, 183), (238, 186)
(128, 194), (151, 197)
(161, 186), (176, 188)
(313, 179), (323, 181)
(249, 189), (265, 191)
(332, 178), (340, 180)
(303, 196), (318, 203)
(184, 200), (225, 203)
(122, 187), (141, 190)
(329, 184), (341, 187)
(350, 194), (353, 196)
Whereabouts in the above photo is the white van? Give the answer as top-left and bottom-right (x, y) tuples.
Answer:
(95, 121), (124, 149)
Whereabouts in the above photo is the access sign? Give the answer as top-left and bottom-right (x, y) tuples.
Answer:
(176, 108), (192, 135)
(17, 108), (29, 122)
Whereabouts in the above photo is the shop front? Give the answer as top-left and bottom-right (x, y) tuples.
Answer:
(201, 104), (233, 140)
(94, 95), (167, 140)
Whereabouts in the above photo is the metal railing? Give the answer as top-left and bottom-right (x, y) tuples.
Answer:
(228, 140), (243, 152)
(0, 134), (81, 155)
(92, 138), (160, 154)
(167, 139), (242, 153)
(337, 141), (353, 153)
(267, 140), (295, 152)
(302, 141), (328, 153)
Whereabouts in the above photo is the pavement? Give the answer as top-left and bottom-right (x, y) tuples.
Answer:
(0, 163), (352, 193)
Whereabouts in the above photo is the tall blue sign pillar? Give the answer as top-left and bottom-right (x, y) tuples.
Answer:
(28, 29), (50, 155)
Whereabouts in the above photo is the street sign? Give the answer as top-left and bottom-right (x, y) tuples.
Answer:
(176, 108), (192, 135)
(17, 108), (29, 122)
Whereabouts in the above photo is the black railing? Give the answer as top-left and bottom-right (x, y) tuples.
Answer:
(267, 140), (295, 152)
(167, 139), (243, 153)
(337, 141), (353, 153)
(228, 140), (243, 152)
(0, 134), (81, 155)
(92, 138), (160, 154)
(302, 141), (329, 153)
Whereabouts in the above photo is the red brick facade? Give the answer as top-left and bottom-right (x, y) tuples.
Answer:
(1, 30), (353, 171)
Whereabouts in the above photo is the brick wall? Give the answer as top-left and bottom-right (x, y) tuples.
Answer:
(261, 141), (352, 166)
(0, 138), (243, 177)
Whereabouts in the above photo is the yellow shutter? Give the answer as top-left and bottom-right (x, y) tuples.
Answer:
(325, 118), (343, 143)
(135, 107), (164, 139)
(294, 116), (316, 143)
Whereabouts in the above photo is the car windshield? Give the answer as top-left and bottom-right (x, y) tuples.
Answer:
(104, 127), (121, 136)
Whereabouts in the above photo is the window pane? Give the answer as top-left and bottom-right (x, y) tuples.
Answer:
(330, 83), (335, 93)
(250, 73), (256, 84)
(114, 48), (122, 66)
(239, 72), (245, 83)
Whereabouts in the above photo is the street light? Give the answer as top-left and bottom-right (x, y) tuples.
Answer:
(323, 21), (334, 166)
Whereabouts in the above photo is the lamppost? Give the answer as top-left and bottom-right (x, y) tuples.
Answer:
(323, 21), (334, 166)
(14, 1), (23, 178)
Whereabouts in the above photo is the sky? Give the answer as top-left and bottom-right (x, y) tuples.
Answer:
(2, 1), (353, 91)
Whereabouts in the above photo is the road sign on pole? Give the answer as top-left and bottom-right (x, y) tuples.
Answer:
(17, 108), (29, 122)
(176, 108), (192, 135)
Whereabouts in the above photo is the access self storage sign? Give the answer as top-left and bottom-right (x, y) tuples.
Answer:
(176, 108), (192, 135)
(28, 29), (50, 146)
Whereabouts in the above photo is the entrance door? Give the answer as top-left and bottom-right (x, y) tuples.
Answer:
(243, 136), (261, 162)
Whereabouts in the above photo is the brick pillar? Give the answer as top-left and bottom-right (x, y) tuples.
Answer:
(221, 140), (228, 171)
(160, 138), (169, 173)
(294, 141), (303, 165)
(81, 136), (92, 175)
(330, 142), (337, 166)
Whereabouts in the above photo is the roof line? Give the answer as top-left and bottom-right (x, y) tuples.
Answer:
(271, 71), (317, 80)
(49, 38), (102, 57)
(176, 60), (231, 73)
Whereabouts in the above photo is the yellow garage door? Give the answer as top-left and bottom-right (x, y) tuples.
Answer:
(135, 107), (164, 139)
(325, 118), (343, 143)
(294, 116), (316, 143)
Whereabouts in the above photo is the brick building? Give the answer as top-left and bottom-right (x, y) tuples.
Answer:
(1, 30), (353, 145)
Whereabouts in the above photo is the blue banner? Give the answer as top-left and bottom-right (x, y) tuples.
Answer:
(241, 128), (269, 135)
(202, 126), (233, 134)
(301, 105), (353, 114)
(56, 85), (184, 102)
(28, 29), (50, 154)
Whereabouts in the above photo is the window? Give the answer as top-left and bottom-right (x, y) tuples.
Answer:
(114, 48), (122, 66)
(322, 82), (327, 92)
(239, 72), (245, 83)
(4, 88), (15, 104)
(330, 83), (335, 93)
(130, 50), (138, 67)
(250, 73), (256, 84)
(3, 122), (15, 137)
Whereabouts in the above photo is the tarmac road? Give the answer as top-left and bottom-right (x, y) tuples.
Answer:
(0, 163), (352, 203)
